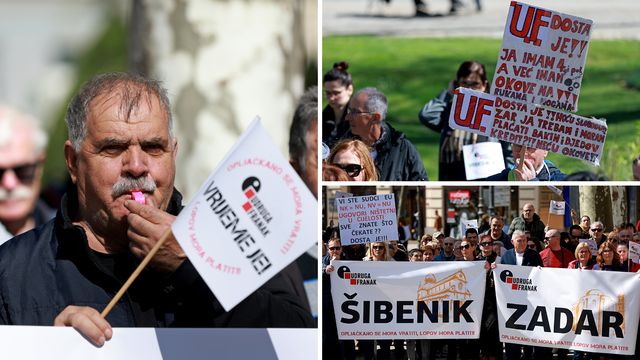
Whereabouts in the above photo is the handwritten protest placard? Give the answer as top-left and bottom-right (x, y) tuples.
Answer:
(492, 2), (592, 112)
(449, 87), (607, 165)
(171, 118), (317, 311)
(337, 194), (397, 246)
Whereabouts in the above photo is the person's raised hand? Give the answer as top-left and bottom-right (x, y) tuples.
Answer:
(514, 158), (537, 181)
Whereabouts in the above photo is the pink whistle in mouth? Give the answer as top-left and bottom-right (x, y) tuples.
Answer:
(132, 191), (146, 205)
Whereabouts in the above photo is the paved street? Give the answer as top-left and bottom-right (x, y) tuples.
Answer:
(323, 0), (640, 39)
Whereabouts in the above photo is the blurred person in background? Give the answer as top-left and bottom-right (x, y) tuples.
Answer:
(418, 60), (511, 181)
(0, 106), (54, 245)
(328, 139), (378, 181)
(528, 237), (543, 252)
(616, 242), (640, 273)
(454, 240), (463, 259)
(323, 62), (353, 148)
(322, 163), (352, 181)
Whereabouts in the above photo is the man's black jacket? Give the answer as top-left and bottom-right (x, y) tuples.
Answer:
(0, 187), (314, 328)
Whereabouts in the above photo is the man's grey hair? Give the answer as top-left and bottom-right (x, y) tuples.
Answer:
(65, 72), (173, 153)
(591, 221), (604, 230)
(0, 106), (48, 155)
(354, 87), (388, 122)
(288, 86), (318, 174)
(512, 230), (526, 238)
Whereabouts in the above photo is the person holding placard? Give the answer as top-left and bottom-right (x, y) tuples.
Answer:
(0, 72), (314, 346)
(346, 87), (428, 181)
(485, 144), (567, 181)
(418, 60), (512, 181)
(322, 238), (351, 360)
(589, 221), (607, 249)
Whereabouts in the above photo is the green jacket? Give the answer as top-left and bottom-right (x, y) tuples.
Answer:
(508, 213), (546, 241)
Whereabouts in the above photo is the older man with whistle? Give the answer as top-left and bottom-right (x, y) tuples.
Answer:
(485, 143), (567, 181)
(0, 72), (313, 345)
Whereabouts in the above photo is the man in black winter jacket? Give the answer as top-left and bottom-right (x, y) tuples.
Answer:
(0, 72), (313, 346)
(345, 87), (428, 181)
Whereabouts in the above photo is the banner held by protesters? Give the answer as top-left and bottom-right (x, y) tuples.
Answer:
(494, 264), (640, 355)
(171, 118), (317, 311)
(337, 194), (397, 246)
(331, 261), (486, 340)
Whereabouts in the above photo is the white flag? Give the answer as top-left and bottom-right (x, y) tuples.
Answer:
(550, 200), (565, 215)
(547, 185), (563, 197)
(171, 118), (317, 311)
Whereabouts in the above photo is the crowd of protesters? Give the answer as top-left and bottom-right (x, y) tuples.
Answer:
(322, 203), (640, 360)
(321, 60), (640, 182)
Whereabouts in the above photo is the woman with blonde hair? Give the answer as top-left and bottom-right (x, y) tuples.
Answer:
(568, 242), (596, 270)
(328, 139), (378, 181)
(361, 242), (393, 359)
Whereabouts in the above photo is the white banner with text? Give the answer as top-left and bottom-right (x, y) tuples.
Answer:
(331, 261), (486, 340)
(494, 264), (640, 355)
(337, 194), (397, 246)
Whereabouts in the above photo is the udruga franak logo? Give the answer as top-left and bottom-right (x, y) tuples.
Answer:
(500, 269), (537, 291)
(241, 177), (272, 237)
(337, 265), (376, 285)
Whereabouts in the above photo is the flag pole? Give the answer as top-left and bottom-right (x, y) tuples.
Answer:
(101, 227), (174, 318)
(518, 146), (527, 173)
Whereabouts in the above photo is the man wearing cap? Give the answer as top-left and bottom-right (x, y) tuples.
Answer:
(0, 72), (313, 345)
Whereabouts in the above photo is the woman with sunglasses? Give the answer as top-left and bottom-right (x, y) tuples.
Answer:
(418, 60), (512, 181)
(328, 139), (378, 181)
(323, 62), (353, 148)
(452, 238), (479, 360)
(361, 242), (393, 360)
(527, 237), (543, 252)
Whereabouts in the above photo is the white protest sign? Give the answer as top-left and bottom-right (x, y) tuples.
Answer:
(335, 191), (353, 198)
(492, 2), (592, 112)
(337, 194), (397, 246)
(549, 200), (565, 215)
(449, 87), (607, 165)
(462, 142), (506, 180)
(629, 241), (640, 264)
(494, 186), (511, 207)
(171, 118), (317, 311)
(331, 261), (486, 339)
(462, 219), (478, 235)
(494, 264), (640, 355)
(579, 238), (598, 256)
